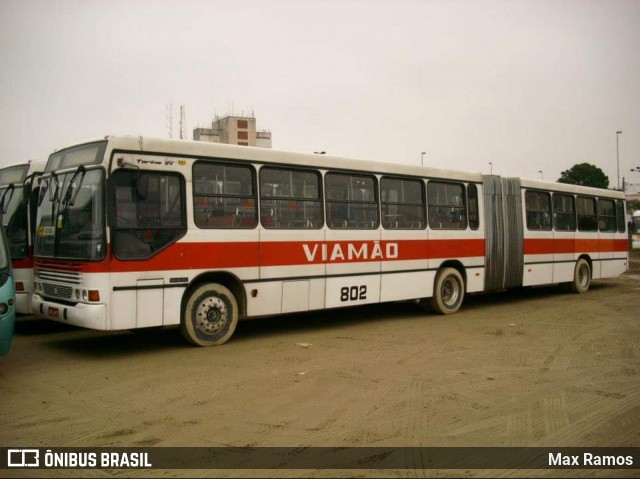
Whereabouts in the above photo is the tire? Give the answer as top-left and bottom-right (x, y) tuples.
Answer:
(568, 258), (591, 294)
(181, 283), (239, 346)
(428, 267), (465, 315)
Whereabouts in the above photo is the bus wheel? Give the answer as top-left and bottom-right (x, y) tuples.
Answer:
(429, 267), (465, 315)
(568, 258), (591, 294)
(181, 284), (238, 346)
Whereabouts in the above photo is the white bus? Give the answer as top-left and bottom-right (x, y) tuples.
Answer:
(31, 136), (629, 345)
(0, 160), (46, 314)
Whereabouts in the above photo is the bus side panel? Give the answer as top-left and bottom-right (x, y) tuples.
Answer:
(552, 230), (576, 284)
(380, 229), (430, 302)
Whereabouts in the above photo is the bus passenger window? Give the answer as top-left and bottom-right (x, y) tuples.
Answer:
(467, 184), (479, 230)
(616, 200), (626, 233)
(597, 198), (616, 232)
(525, 191), (552, 231)
(260, 167), (322, 229)
(193, 162), (256, 229)
(380, 177), (425, 229)
(553, 194), (576, 232)
(427, 181), (466, 230)
(576, 196), (597, 232)
(325, 172), (378, 229)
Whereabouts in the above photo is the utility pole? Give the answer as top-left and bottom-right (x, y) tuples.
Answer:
(616, 130), (622, 189)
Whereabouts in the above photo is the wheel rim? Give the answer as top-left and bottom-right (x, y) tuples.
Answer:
(442, 277), (461, 307)
(578, 264), (589, 288)
(195, 295), (228, 335)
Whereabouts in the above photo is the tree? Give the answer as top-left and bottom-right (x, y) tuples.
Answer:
(557, 163), (609, 189)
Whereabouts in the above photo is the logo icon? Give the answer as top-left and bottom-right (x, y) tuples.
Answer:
(7, 449), (39, 467)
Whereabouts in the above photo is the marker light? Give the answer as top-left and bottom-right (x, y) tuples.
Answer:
(88, 290), (100, 302)
(15, 282), (25, 292)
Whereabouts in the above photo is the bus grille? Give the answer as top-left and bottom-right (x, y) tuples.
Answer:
(42, 283), (73, 299)
(36, 268), (82, 300)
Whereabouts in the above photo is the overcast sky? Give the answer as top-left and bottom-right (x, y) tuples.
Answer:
(1, 0), (639, 189)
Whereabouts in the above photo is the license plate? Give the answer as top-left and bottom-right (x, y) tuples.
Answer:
(48, 307), (59, 318)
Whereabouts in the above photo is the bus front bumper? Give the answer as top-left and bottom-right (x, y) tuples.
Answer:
(31, 294), (108, 330)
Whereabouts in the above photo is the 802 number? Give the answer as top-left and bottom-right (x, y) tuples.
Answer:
(340, 285), (367, 302)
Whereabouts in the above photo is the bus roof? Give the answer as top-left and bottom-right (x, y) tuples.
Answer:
(52, 135), (626, 199)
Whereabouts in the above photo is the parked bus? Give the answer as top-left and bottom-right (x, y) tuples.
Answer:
(0, 161), (46, 314)
(31, 136), (628, 346)
(633, 210), (640, 249)
(0, 223), (16, 355)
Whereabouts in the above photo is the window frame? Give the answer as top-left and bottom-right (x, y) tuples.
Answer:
(576, 195), (598, 232)
(259, 166), (324, 229)
(325, 171), (379, 230)
(597, 198), (617, 232)
(380, 176), (426, 230)
(427, 180), (467, 230)
(192, 160), (258, 229)
(552, 193), (577, 232)
(616, 200), (626, 233)
(112, 169), (187, 260)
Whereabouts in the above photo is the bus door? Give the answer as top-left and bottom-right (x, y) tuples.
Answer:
(552, 193), (577, 284)
(575, 196), (601, 279)
(522, 190), (553, 286)
(109, 160), (189, 329)
(257, 167), (325, 316)
(323, 172), (380, 309)
(597, 198), (617, 278)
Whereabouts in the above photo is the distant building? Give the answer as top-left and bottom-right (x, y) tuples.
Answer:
(193, 115), (272, 148)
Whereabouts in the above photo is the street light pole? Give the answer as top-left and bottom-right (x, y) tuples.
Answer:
(421, 152), (426, 166)
(616, 130), (622, 190)
(489, 162), (493, 175)
(539, 170), (543, 180)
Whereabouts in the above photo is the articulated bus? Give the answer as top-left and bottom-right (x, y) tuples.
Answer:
(31, 136), (628, 346)
(0, 161), (45, 314)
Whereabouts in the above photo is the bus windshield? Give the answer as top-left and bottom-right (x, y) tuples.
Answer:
(35, 168), (105, 261)
(0, 185), (28, 259)
(0, 223), (8, 271)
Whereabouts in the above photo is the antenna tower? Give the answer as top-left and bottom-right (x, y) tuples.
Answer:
(179, 105), (187, 140)
(166, 103), (173, 139)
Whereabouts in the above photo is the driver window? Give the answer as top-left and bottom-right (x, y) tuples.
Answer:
(112, 170), (186, 259)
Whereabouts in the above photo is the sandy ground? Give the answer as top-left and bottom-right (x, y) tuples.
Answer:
(1, 253), (639, 478)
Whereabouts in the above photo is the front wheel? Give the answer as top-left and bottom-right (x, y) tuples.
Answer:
(568, 258), (591, 294)
(181, 283), (239, 346)
(428, 267), (465, 315)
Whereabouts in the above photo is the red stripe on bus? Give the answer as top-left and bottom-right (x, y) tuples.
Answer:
(524, 238), (628, 255)
(35, 237), (625, 274)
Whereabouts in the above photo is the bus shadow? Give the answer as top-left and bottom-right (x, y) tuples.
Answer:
(44, 328), (189, 357)
(14, 315), (82, 336)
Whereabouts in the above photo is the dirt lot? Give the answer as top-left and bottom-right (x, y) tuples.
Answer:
(2, 253), (639, 478)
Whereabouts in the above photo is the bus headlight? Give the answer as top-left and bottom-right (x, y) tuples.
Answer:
(0, 303), (8, 314)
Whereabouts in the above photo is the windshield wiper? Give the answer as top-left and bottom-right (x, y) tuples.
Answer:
(0, 184), (15, 215)
(60, 166), (87, 218)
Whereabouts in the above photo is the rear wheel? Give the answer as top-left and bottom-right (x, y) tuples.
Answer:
(181, 283), (238, 346)
(568, 258), (591, 294)
(428, 267), (465, 315)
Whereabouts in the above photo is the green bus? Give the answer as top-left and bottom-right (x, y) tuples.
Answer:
(0, 223), (16, 355)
